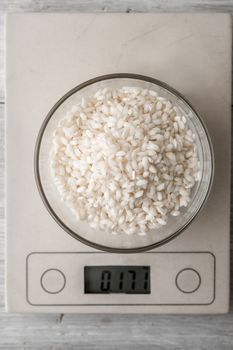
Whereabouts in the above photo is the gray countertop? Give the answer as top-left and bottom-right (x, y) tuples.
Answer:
(0, 1), (232, 349)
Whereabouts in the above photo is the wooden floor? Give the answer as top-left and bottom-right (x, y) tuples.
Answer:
(0, 1), (233, 349)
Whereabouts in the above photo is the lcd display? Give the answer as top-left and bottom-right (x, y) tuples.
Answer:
(84, 266), (150, 294)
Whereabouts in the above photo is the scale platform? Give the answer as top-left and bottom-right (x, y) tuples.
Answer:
(6, 13), (231, 313)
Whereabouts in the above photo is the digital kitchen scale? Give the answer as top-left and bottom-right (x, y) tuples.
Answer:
(6, 13), (231, 313)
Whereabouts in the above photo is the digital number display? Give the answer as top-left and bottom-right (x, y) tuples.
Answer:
(84, 266), (150, 294)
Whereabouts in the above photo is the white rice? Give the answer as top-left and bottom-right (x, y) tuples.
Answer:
(50, 86), (200, 235)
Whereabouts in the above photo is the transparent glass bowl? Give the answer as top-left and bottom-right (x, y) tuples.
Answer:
(34, 73), (214, 253)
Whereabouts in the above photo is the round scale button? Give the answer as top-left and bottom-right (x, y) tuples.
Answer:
(175, 268), (201, 293)
(40, 269), (66, 294)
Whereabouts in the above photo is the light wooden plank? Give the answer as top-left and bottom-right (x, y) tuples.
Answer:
(0, 104), (5, 312)
(0, 15), (5, 102)
(0, 0), (233, 13)
(0, 312), (233, 349)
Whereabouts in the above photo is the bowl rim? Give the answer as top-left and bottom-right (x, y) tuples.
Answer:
(34, 73), (214, 254)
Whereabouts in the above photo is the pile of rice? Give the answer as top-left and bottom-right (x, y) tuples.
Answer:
(50, 86), (200, 235)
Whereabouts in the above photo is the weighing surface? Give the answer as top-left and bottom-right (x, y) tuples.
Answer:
(1, 3), (233, 349)
(6, 12), (231, 314)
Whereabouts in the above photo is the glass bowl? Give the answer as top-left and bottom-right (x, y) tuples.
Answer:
(34, 73), (214, 253)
